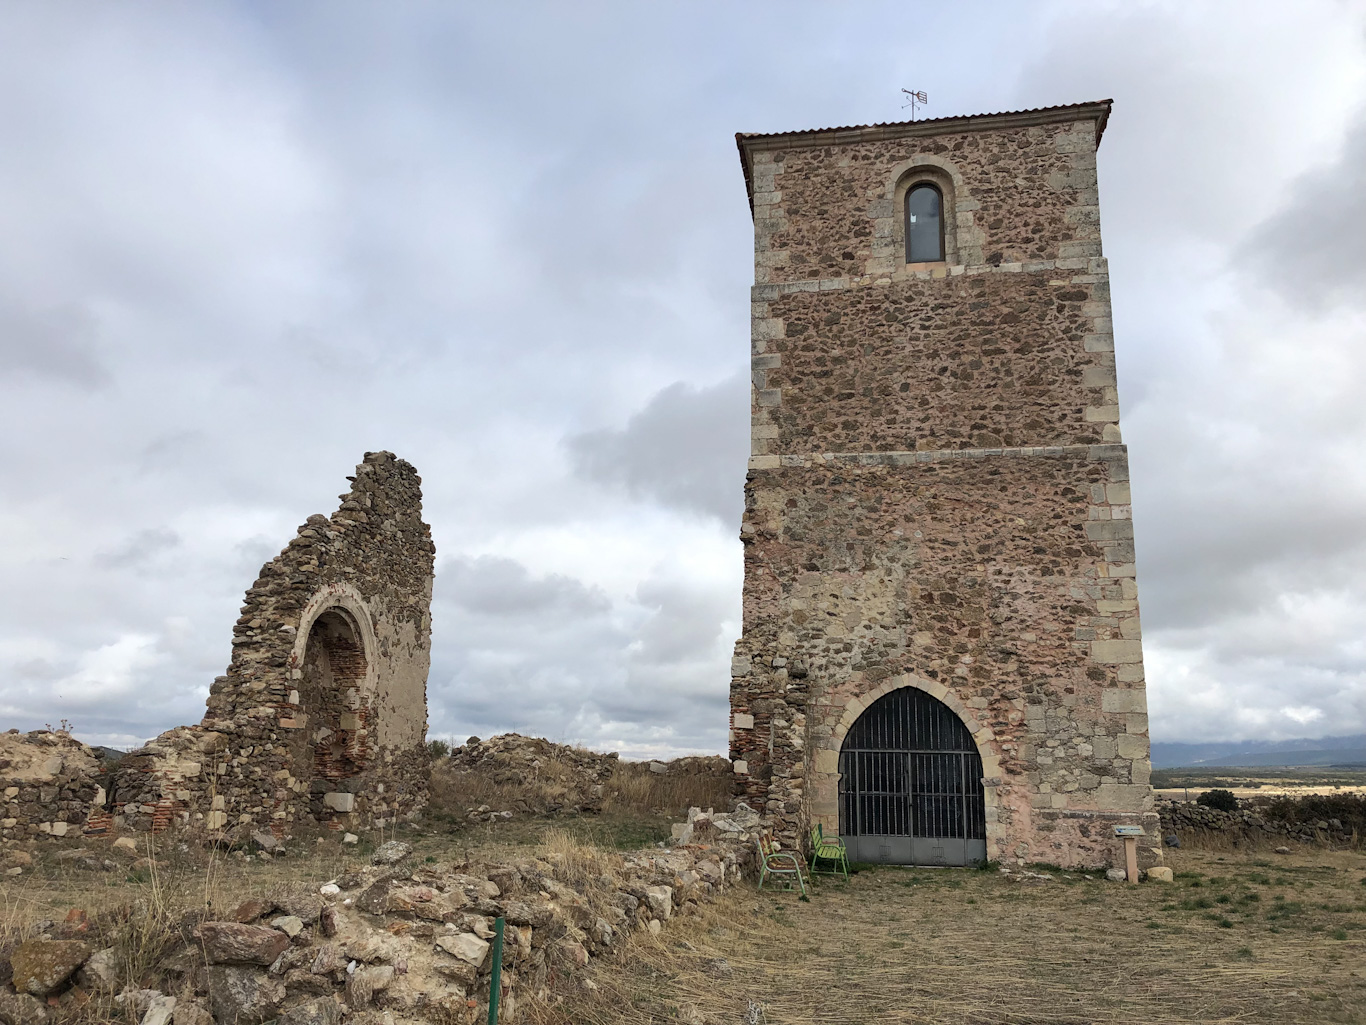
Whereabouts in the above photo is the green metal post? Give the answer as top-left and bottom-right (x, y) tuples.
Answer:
(486, 916), (506, 1025)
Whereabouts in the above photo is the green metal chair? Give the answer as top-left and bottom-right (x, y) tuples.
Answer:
(809, 822), (850, 881)
(756, 834), (808, 896)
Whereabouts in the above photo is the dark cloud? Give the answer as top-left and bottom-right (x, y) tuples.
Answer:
(441, 555), (611, 618)
(565, 375), (748, 524)
(1011, 6), (1366, 743)
(428, 555), (732, 757)
(0, 300), (109, 387)
(1236, 110), (1366, 310)
(95, 527), (182, 570)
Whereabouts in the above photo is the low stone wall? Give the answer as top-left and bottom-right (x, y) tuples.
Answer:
(0, 731), (105, 842)
(1158, 798), (1362, 848)
(645, 754), (732, 782)
(0, 836), (752, 1024)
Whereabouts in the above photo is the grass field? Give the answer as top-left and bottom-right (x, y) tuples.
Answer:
(1152, 766), (1366, 800)
(561, 846), (1366, 1025)
(3, 818), (1364, 1025)
(0, 810), (679, 937)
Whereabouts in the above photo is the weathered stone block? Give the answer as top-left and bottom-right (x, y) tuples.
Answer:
(1116, 734), (1147, 759)
(1101, 689), (1146, 713)
(435, 932), (489, 967)
(1093, 784), (1150, 811)
(198, 923), (290, 966)
(207, 966), (284, 1025)
(10, 939), (92, 996)
(1091, 640), (1144, 665)
(322, 792), (354, 813)
(1084, 520), (1134, 541)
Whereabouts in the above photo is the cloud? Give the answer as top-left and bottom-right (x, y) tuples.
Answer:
(1236, 109), (1366, 311)
(95, 527), (182, 570)
(441, 555), (611, 618)
(0, 300), (109, 387)
(565, 375), (748, 524)
(1009, 3), (1366, 743)
(0, 2), (1363, 756)
(428, 554), (732, 758)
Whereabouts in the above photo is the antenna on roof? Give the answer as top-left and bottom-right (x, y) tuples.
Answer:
(901, 89), (928, 121)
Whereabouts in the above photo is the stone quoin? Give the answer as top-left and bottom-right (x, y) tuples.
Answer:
(729, 100), (1160, 869)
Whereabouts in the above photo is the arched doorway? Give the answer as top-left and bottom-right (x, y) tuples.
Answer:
(297, 608), (370, 817)
(838, 687), (987, 866)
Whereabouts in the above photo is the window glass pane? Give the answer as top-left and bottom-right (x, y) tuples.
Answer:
(906, 185), (943, 262)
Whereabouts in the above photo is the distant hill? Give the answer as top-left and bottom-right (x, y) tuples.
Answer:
(1151, 734), (1366, 769)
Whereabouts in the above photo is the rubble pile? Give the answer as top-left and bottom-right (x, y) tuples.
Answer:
(0, 833), (750, 1024)
(434, 735), (735, 823)
(436, 734), (620, 817)
(669, 803), (763, 846)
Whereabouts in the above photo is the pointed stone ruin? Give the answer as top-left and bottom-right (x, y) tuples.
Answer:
(108, 451), (435, 838)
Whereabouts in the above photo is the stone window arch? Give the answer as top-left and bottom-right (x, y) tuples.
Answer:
(891, 164), (960, 267)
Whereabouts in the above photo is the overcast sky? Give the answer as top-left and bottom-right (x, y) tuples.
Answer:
(1, 2), (1363, 757)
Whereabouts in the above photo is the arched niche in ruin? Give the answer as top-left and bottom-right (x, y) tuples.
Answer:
(299, 608), (370, 795)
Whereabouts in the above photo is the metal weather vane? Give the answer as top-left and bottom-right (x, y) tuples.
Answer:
(901, 88), (928, 120)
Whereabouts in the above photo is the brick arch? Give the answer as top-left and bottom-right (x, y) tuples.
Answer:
(809, 674), (1003, 851)
(290, 582), (377, 686)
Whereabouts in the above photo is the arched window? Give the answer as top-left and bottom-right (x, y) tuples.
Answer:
(905, 183), (944, 263)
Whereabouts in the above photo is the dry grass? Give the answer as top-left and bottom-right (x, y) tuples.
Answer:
(428, 753), (731, 825)
(1, 835), (360, 934)
(1153, 767), (1366, 801)
(539, 827), (619, 891)
(554, 846), (1366, 1025)
(428, 761), (541, 817)
(602, 762), (731, 818)
(5, 822), (1366, 1025)
(0, 834), (370, 1022)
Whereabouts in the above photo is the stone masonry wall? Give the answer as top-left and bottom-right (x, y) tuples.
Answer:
(111, 452), (435, 838)
(731, 102), (1158, 870)
(0, 731), (104, 842)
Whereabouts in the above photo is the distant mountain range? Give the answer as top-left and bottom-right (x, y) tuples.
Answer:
(1151, 734), (1366, 769)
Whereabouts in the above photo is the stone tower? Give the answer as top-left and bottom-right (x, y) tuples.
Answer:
(730, 101), (1159, 869)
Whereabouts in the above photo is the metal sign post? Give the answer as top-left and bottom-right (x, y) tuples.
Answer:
(1114, 825), (1144, 883)
(487, 916), (506, 1025)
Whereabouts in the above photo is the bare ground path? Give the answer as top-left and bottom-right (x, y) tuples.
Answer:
(567, 848), (1366, 1025)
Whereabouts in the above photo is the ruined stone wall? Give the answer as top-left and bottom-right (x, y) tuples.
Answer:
(0, 830), (753, 1024)
(0, 731), (104, 842)
(731, 102), (1158, 869)
(112, 452), (435, 837)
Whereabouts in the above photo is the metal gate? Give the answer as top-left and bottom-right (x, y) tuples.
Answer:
(838, 688), (987, 866)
